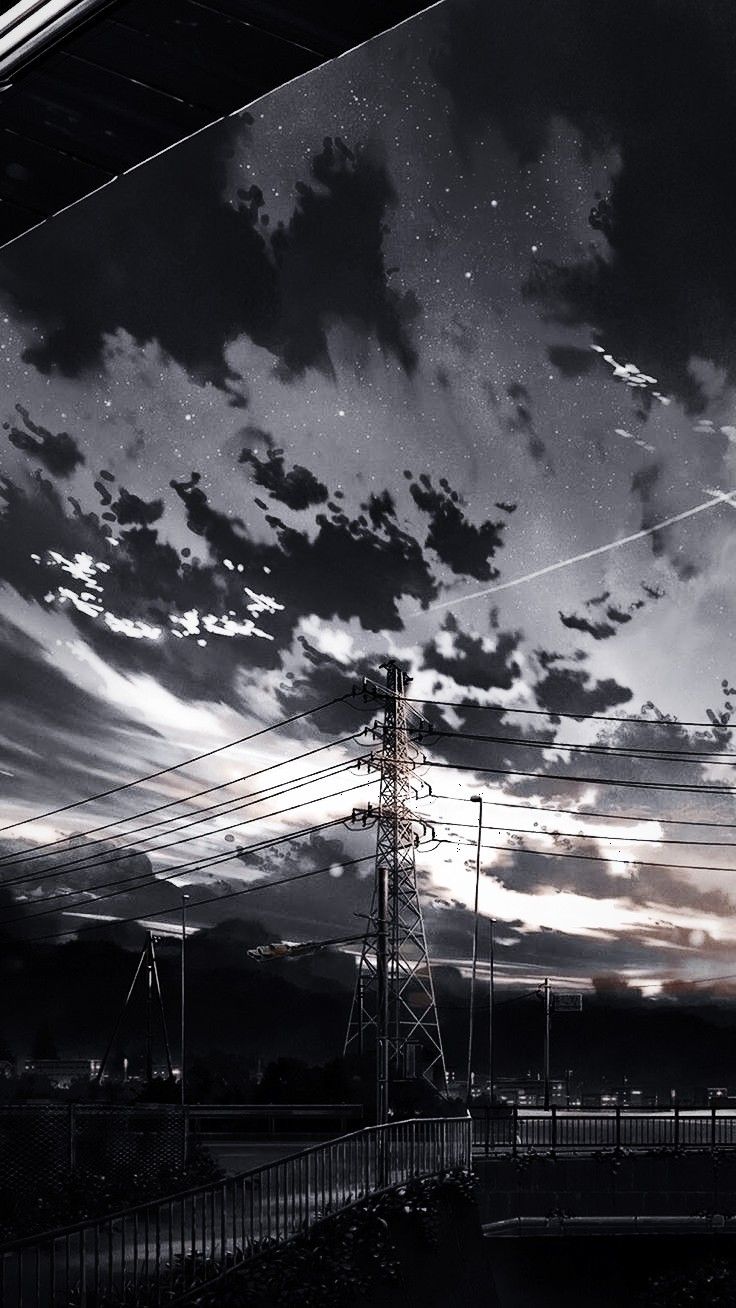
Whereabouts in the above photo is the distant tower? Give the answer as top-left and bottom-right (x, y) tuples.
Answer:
(345, 661), (447, 1092)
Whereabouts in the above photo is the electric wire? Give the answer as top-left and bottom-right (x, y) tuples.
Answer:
(422, 757), (736, 795)
(0, 750), (373, 888)
(0, 729), (372, 868)
(427, 727), (736, 765)
(0, 777), (378, 924)
(432, 834), (736, 876)
(427, 791), (736, 832)
(403, 694), (733, 731)
(16, 850), (378, 946)
(417, 814), (736, 849)
(0, 694), (357, 835)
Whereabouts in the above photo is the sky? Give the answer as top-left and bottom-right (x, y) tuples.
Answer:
(2, 0), (736, 1009)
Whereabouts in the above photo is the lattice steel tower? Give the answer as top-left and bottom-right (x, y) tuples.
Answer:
(345, 661), (447, 1092)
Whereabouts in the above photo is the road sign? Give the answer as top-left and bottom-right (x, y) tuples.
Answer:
(553, 992), (583, 1012)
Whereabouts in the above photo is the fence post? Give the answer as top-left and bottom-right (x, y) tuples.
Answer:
(674, 1105), (680, 1149)
(551, 1105), (557, 1155)
(615, 1106), (621, 1151)
(68, 1103), (76, 1172)
(484, 1105), (490, 1157)
(712, 1105), (717, 1151)
(512, 1105), (518, 1157)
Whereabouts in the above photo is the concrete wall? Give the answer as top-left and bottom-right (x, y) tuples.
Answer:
(474, 1151), (736, 1221)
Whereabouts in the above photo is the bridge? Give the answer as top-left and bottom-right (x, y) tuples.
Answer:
(9, 1108), (736, 1304)
(0, 1116), (471, 1306)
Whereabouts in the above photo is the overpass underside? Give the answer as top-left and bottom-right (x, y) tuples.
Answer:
(475, 1150), (736, 1230)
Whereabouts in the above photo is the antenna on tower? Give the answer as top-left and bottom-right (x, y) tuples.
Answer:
(345, 660), (447, 1109)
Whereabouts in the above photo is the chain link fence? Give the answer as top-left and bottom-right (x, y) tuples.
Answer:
(0, 1105), (186, 1241)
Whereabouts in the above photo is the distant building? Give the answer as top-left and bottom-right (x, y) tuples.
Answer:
(489, 1076), (570, 1107)
(21, 1058), (100, 1088)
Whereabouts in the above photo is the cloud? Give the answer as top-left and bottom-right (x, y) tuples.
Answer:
(407, 473), (506, 579)
(533, 649), (633, 717)
(5, 406), (84, 477)
(172, 471), (439, 633)
(504, 382), (548, 465)
(239, 445), (328, 511)
(546, 345), (595, 379)
(434, 0), (736, 407)
(110, 487), (164, 527)
(630, 462), (699, 580)
(0, 128), (418, 389)
(422, 611), (522, 690)
(559, 587), (651, 640)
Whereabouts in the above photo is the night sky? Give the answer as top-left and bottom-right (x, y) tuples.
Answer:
(2, 0), (736, 1014)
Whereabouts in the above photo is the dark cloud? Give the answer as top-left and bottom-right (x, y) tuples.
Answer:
(546, 345), (595, 378)
(504, 383), (548, 465)
(173, 472), (438, 632)
(1, 452), (514, 716)
(0, 615), (160, 816)
(533, 651), (633, 717)
(559, 611), (617, 641)
(435, 0), (736, 406)
(110, 487), (164, 527)
(559, 590), (650, 640)
(630, 462), (699, 581)
(407, 474), (506, 579)
(239, 446), (328, 511)
(0, 128), (418, 388)
(422, 611), (522, 690)
(5, 406), (84, 477)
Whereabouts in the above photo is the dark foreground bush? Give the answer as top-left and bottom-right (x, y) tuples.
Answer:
(0, 1147), (221, 1242)
(639, 1255), (736, 1307)
(193, 1169), (488, 1308)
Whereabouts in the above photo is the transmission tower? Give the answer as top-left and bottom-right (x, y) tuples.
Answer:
(96, 932), (174, 1085)
(345, 660), (447, 1097)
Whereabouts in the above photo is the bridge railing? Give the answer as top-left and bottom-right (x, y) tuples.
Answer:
(471, 1107), (736, 1153)
(1, 1115), (471, 1307)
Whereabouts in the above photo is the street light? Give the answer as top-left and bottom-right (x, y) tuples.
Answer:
(466, 794), (483, 1106)
(181, 893), (189, 1166)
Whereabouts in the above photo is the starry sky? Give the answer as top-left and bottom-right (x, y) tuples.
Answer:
(2, 0), (736, 1006)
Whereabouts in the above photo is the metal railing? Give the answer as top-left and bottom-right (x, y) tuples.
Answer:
(471, 1106), (736, 1153)
(1, 1116), (471, 1307)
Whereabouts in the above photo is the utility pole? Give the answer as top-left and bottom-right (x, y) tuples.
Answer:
(376, 865), (389, 1124)
(181, 893), (189, 1165)
(146, 932), (154, 1085)
(543, 977), (551, 1111)
(466, 795), (483, 1106)
(345, 661), (447, 1098)
(180, 894), (189, 1106)
(489, 917), (495, 1106)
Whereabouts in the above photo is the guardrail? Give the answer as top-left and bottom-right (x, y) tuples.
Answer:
(1, 1116), (471, 1307)
(471, 1107), (736, 1153)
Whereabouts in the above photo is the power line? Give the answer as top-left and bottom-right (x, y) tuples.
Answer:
(428, 791), (736, 832)
(434, 834), (736, 877)
(406, 694), (732, 731)
(0, 694), (355, 836)
(1, 751), (370, 887)
(1, 804), (365, 930)
(428, 727), (736, 765)
(0, 777), (377, 923)
(420, 814), (736, 849)
(17, 850), (377, 946)
(423, 757), (736, 796)
(639, 971), (736, 990)
(0, 730), (369, 869)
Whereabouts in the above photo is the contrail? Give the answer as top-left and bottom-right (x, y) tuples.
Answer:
(424, 490), (736, 615)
